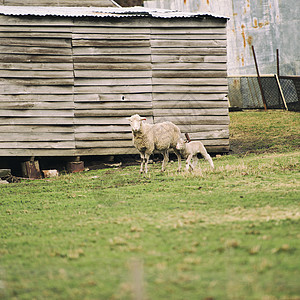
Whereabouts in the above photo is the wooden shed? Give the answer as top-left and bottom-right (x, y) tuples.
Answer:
(0, 6), (229, 158)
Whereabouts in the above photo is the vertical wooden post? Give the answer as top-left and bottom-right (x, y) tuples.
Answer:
(276, 49), (280, 77)
(274, 74), (288, 110)
(252, 46), (267, 111)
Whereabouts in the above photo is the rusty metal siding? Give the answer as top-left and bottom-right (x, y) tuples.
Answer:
(144, 0), (300, 76)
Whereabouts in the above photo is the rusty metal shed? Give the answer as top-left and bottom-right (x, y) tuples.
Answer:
(0, 6), (229, 158)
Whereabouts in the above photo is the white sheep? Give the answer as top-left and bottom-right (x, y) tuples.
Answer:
(176, 138), (214, 171)
(126, 114), (182, 174)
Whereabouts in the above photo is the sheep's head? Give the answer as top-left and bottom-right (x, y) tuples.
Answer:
(176, 138), (186, 151)
(126, 114), (146, 133)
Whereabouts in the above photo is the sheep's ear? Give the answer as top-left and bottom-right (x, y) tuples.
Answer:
(141, 118), (147, 121)
(126, 117), (131, 121)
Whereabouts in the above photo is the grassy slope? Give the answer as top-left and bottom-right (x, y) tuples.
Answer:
(0, 110), (299, 300)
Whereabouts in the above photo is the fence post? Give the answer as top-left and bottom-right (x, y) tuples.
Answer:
(251, 46), (267, 111)
(274, 74), (288, 110)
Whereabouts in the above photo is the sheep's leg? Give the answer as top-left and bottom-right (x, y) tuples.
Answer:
(173, 148), (182, 172)
(144, 153), (150, 174)
(139, 153), (145, 174)
(198, 145), (214, 169)
(186, 154), (193, 171)
(161, 150), (169, 172)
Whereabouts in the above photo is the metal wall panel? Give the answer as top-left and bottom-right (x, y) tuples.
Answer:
(144, 0), (300, 76)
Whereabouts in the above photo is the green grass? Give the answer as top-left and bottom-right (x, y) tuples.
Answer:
(0, 110), (299, 300)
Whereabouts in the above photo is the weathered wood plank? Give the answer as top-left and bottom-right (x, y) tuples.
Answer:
(152, 93), (226, 101)
(0, 94), (73, 101)
(153, 108), (228, 116)
(178, 124), (229, 133)
(0, 101), (74, 109)
(73, 55), (151, 63)
(152, 101), (228, 109)
(0, 15), (73, 26)
(0, 63), (73, 70)
(195, 139), (229, 146)
(188, 130), (229, 140)
(73, 27), (150, 34)
(151, 34), (226, 40)
(0, 149), (76, 156)
(74, 117), (146, 125)
(151, 48), (226, 55)
(75, 78), (152, 86)
(0, 70), (73, 77)
(0, 54), (73, 63)
(0, 141), (75, 149)
(152, 63), (227, 70)
(153, 70), (227, 78)
(0, 26), (72, 33)
(152, 78), (227, 85)
(152, 86), (228, 93)
(151, 55), (227, 63)
(75, 125), (132, 133)
(0, 32), (71, 38)
(75, 109), (153, 117)
(75, 147), (138, 156)
(0, 132), (74, 142)
(73, 47), (151, 55)
(74, 63), (151, 70)
(151, 40), (226, 48)
(74, 70), (152, 78)
(149, 19), (227, 28)
(0, 38), (71, 48)
(154, 116), (229, 125)
(74, 85), (152, 94)
(0, 85), (73, 94)
(0, 117), (74, 125)
(75, 132), (132, 141)
(74, 93), (152, 102)
(0, 46), (72, 55)
(72, 34), (150, 40)
(75, 101), (152, 109)
(0, 78), (73, 86)
(0, 110), (73, 117)
(73, 18), (151, 28)
(151, 28), (226, 34)
(72, 40), (150, 47)
(0, 125), (74, 133)
(76, 140), (133, 148)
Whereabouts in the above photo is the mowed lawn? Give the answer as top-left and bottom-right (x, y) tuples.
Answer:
(0, 110), (299, 300)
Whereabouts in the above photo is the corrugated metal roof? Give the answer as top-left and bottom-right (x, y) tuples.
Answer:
(0, 6), (229, 19)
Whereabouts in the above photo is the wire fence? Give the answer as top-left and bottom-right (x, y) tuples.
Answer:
(228, 75), (300, 111)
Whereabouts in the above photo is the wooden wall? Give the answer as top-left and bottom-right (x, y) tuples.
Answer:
(150, 18), (229, 152)
(0, 14), (229, 157)
(72, 18), (153, 155)
(0, 15), (76, 156)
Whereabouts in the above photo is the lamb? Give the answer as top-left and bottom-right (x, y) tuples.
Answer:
(176, 138), (214, 171)
(126, 114), (182, 174)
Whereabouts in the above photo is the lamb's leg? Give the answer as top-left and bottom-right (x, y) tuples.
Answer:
(198, 144), (214, 169)
(191, 155), (198, 170)
(173, 148), (182, 172)
(161, 150), (169, 171)
(186, 154), (193, 171)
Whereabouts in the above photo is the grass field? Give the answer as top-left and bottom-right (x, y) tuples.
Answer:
(0, 110), (299, 300)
